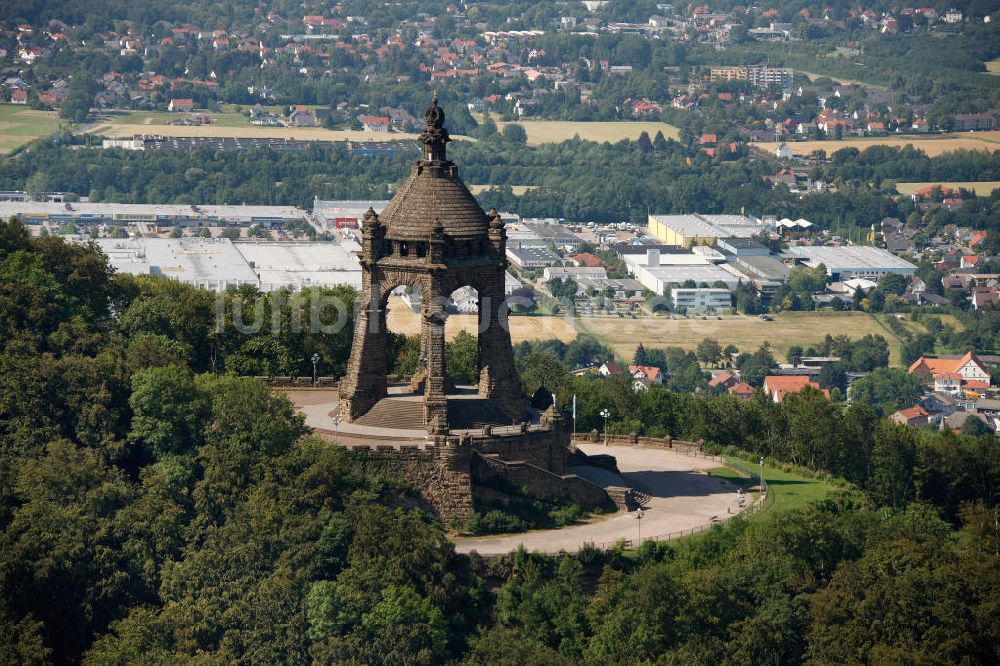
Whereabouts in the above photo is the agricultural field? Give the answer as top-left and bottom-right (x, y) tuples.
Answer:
(574, 310), (937, 367)
(492, 119), (680, 146)
(86, 121), (431, 142)
(385, 297), (579, 344)
(756, 132), (1000, 157)
(0, 105), (64, 153)
(388, 303), (939, 368)
(795, 70), (871, 87)
(895, 181), (1000, 196)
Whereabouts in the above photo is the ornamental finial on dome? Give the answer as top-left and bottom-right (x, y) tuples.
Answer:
(420, 92), (450, 162)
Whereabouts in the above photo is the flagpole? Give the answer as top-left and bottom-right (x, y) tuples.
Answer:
(572, 395), (577, 443)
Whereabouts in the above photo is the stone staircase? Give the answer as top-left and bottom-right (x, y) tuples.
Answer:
(630, 489), (652, 508)
(447, 398), (514, 429)
(354, 399), (424, 429)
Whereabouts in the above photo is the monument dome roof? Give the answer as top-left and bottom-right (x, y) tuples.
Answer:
(380, 94), (489, 241)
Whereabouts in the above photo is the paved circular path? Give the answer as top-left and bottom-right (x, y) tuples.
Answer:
(284, 390), (748, 554)
(453, 444), (746, 555)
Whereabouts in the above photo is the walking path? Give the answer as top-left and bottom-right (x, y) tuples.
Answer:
(453, 444), (746, 555)
(285, 390), (753, 552)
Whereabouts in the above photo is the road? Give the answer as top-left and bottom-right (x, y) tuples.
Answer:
(453, 444), (746, 555)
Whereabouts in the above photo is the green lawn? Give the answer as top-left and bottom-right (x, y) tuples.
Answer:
(0, 104), (64, 153)
(707, 459), (838, 513)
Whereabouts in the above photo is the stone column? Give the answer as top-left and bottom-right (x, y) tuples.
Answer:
(477, 268), (523, 422)
(422, 283), (449, 433)
(339, 284), (388, 420)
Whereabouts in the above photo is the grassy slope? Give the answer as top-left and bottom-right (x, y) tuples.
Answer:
(0, 104), (63, 153)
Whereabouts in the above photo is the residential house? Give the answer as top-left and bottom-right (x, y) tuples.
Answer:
(362, 115), (390, 132)
(708, 371), (737, 391)
(728, 382), (755, 399)
(763, 375), (830, 403)
(599, 361), (623, 377)
(10, 89), (27, 104)
(168, 98), (194, 112)
(629, 365), (664, 390)
(288, 108), (315, 127)
(908, 352), (990, 390)
(892, 405), (930, 426)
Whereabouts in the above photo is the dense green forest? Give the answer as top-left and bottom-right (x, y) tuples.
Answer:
(1, 220), (998, 664)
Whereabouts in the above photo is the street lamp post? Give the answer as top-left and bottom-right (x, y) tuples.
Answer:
(334, 415), (341, 439)
(599, 408), (610, 446)
(635, 507), (644, 545)
(759, 456), (765, 495)
(311, 353), (320, 385)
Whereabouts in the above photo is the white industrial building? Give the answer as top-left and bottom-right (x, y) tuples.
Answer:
(671, 288), (732, 312)
(87, 237), (363, 292)
(623, 249), (744, 293)
(506, 246), (562, 269)
(312, 199), (390, 229)
(236, 240), (362, 291)
(91, 238), (260, 291)
(5, 201), (309, 229)
(782, 246), (916, 280)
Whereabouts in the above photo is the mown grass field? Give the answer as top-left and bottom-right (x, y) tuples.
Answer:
(0, 104), (63, 153)
(707, 461), (839, 514)
(756, 132), (1000, 157)
(492, 119), (681, 146)
(98, 109), (249, 127)
(895, 181), (1000, 196)
(985, 58), (1000, 75)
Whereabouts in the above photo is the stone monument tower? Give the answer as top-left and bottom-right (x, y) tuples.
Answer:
(338, 94), (524, 433)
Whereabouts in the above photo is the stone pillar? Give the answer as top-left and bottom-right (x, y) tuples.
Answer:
(539, 405), (569, 473)
(434, 437), (473, 522)
(422, 285), (449, 433)
(339, 284), (388, 421)
(477, 272), (523, 422)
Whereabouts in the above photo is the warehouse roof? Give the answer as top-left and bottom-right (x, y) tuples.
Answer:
(782, 245), (916, 272)
(3, 201), (306, 220)
(236, 240), (362, 291)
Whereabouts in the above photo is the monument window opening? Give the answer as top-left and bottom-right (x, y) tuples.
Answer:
(416, 242), (427, 258)
(444, 286), (480, 390)
(399, 241), (409, 257)
(384, 286), (424, 389)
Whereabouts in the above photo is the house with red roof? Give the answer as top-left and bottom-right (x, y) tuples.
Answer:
(570, 252), (608, 269)
(909, 352), (990, 390)
(168, 98), (194, 111)
(892, 405), (929, 427)
(728, 382), (754, 399)
(708, 372), (737, 390)
(362, 116), (390, 132)
(763, 376), (830, 403)
(629, 365), (664, 390)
